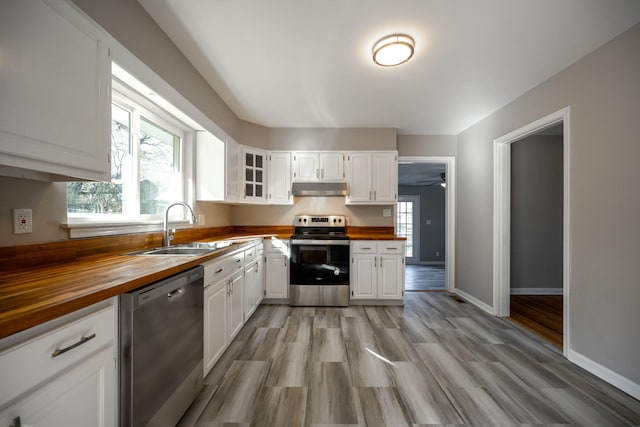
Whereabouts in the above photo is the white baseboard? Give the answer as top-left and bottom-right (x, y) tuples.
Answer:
(418, 261), (445, 266)
(510, 288), (563, 295)
(568, 349), (640, 401)
(453, 289), (495, 315)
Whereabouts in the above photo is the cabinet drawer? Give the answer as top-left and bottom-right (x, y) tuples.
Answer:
(244, 245), (257, 263)
(204, 251), (245, 285)
(256, 244), (264, 258)
(0, 304), (115, 407)
(351, 241), (378, 254)
(378, 241), (405, 254)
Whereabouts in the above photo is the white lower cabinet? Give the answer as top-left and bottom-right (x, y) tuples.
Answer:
(244, 245), (265, 319)
(264, 239), (289, 299)
(204, 241), (269, 377)
(228, 271), (244, 340)
(203, 279), (228, 376)
(351, 241), (405, 301)
(0, 301), (117, 427)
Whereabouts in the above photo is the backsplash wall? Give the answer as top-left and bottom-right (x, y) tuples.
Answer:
(230, 197), (394, 227)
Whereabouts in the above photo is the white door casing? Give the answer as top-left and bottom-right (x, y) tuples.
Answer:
(397, 156), (455, 292)
(492, 106), (571, 356)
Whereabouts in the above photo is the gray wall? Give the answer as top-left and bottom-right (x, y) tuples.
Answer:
(510, 134), (563, 291)
(456, 23), (640, 383)
(397, 135), (457, 157)
(71, 0), (241, 141)
(267, 127), (397, 151)
(399, 185), (446, 263)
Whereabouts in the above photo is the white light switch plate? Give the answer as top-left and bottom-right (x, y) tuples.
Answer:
(382, 208), (392, 217)
(14, 208), (33, 234)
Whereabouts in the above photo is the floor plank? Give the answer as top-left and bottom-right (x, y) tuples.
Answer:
(181, 292), (640, 426)
(404, 265), (446, 290)
(509, 295), (563, 349)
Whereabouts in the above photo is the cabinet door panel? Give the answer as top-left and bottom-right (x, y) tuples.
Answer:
(0, 0), (110, 180)
(320, 152), (344, 181)
(204, 282), (227, 377)
(225, 137), (241, 202)
(228, 273), (244, 340)
(292, 152), (318, 182)
(268, 152), (292, 204)
(347, 153), (371, 202)
(0, 346), (115, 427)
(351, 255), (377, 299)
(265, 255), (288, 298)
(372, 152), (397, 202)
(379, 256), (404, 299)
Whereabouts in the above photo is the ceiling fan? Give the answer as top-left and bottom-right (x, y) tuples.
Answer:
(416, 172), (446, 187)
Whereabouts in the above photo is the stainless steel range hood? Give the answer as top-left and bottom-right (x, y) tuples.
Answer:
(291, 182), (348, 197)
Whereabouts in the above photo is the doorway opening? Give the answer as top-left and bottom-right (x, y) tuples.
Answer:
(397, 156), (455, 292)
(493, 107), (570, 355)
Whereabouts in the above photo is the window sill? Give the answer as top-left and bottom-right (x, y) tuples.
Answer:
(62, 219), (193, 239)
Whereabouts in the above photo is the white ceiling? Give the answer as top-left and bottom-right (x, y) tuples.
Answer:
(137, 0), (640, 135)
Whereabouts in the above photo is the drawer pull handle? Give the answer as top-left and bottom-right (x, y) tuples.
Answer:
(215, 267), (224, 273)
(236, 258), (241, 262)
(387, 248), (397, 250)
(51, 333), (96, 358)
(361, 247), (371, 250)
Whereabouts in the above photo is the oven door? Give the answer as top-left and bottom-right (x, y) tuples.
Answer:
(290, 240), (350, 285)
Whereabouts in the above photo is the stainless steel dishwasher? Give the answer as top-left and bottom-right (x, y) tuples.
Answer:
(119, 266), (204, 427)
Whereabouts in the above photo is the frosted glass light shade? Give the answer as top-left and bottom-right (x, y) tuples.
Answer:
(372, 34), (415, 66)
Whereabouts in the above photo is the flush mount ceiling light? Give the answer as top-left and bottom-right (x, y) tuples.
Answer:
(372, 34), (415, 67)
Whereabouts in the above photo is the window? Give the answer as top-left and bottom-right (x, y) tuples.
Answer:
(396, 200), (414, 257)
(67, 85), (191, 223)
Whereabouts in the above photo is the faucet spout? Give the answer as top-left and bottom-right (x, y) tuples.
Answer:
(163, 202), (197, 247)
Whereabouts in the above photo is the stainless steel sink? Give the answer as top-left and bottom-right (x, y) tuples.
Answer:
(126, 240), (234, 256)
(141, 247), (215, 255)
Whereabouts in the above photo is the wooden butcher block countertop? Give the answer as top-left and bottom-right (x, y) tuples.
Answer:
(0, 236), (263, 341)
(0, 225), (402, 340)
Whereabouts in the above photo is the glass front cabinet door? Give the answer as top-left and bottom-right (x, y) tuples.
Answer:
(242, 148), (267, 203)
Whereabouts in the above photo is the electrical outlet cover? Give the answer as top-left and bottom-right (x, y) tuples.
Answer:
(13, 208), (33, 234)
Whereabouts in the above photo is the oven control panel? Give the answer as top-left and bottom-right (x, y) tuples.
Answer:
(294, 215), (346, 227)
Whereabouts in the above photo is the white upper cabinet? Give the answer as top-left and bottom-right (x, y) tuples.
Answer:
(241, 147), (267, 203)
(346, 151), (398, 204)
(292, 152), (345, 182)
(0, 0), (111, 181)
(268, 152), (293, 204)
(225, 136), (241, 203)
(196, 131), (225, 201)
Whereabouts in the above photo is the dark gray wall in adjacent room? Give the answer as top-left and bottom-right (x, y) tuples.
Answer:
(399, 185), (446, 263)
(510, 131), (563, 290)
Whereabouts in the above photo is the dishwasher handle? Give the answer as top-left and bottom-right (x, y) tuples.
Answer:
(132, 266), (204, 309)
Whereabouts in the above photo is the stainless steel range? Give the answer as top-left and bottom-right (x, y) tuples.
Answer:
(289, 215), (350, 306)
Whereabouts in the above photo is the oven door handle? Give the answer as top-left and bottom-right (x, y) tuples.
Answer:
(290, 239), (350, 246)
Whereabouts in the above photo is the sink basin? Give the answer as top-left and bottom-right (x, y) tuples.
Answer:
(126, 240), (234, 256)
(177, 241), (233, 250)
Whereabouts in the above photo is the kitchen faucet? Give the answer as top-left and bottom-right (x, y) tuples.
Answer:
(163, 202), (197, 247)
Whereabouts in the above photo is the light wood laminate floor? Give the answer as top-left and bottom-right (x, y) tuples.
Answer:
(179, 293), (640, 426)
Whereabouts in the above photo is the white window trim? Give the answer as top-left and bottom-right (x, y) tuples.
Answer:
(65, 74), (197, 238)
